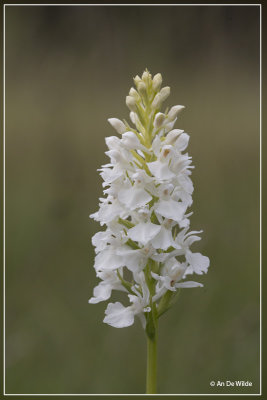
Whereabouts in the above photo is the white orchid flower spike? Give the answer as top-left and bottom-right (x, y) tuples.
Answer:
(89, 69), (210, 394)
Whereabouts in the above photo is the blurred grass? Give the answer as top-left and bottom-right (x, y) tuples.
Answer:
(5, 5), (260, 394)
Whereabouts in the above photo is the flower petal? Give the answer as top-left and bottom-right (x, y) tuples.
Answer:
(121, 131), (147, 151)
(185, 251), (210, 275)
(89, 282), (112, 304)
(118, 187), (152, 210)
(127, 222), (161, 245)
(147, 161), (176, 180)
(116, 246), (147, 273)
(151, 226), (174, 250)
(103, 302), (134, 328)
(165, 129), (183, 145)
(94, 248), (124, 271)
(92, 230), (112, 252)
(176, 281), (203, 288)
(155, 199), (187, 222)
(175, 133), (189, 152)
(96, 199), (127, 224)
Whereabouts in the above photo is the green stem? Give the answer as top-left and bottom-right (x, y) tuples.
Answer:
(146, 326), (158, 394)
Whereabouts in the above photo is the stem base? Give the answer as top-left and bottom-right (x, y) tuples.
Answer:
(146, 332), (157, 394)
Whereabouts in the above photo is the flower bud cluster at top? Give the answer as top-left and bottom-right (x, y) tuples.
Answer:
(89, 69), (210, 331)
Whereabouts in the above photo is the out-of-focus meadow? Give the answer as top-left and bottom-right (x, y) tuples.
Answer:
(5, 5), (260, 394)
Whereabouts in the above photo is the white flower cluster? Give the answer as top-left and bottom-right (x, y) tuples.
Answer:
(89, 70), (209, 330)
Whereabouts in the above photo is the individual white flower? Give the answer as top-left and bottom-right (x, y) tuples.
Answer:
(152, 257), (203, 302)
(147, 145), (176, 181)
(103, 272), (151, 328)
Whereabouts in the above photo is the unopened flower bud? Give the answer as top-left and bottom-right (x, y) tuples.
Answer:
(142, 70), (151, 84)
(152, 73), (162, 91)
(129, 87), (140, 101)
(168, 105), (185, 121)
(126, 95), (136, 112)
(130, 111), (141, 127)
(160, 86), (170, 102)
(108, 118), (127, 135)
(151, 93), (163, 109)
(165, 129), (183, 145)
(154, 112), (165, 128)
(129, 111), (136, 124)
(133, 75), (142, 87)
(137, 82), (147, 97)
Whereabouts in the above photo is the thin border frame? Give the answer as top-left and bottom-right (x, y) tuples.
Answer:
(2, 3), (262, 396)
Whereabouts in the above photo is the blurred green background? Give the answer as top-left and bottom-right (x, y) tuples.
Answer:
(5, 5), (260, 395)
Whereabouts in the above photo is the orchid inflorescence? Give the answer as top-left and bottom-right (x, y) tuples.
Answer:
(89, 70), (209, 336)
